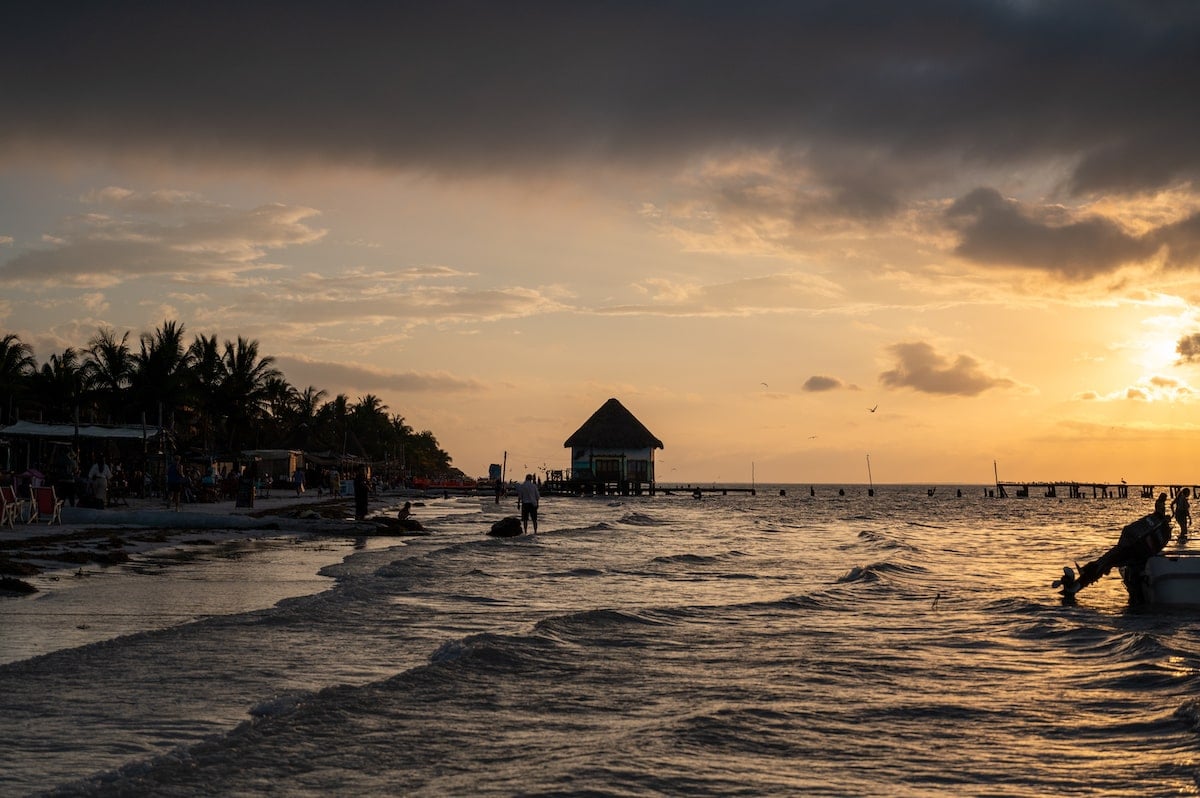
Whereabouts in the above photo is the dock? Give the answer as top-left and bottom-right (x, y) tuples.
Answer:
(539, 477), (757, 497)
(994, 481), (1196, 499)
(654, 484), (757, 497)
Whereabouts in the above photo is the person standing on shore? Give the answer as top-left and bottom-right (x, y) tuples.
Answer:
(167, 456), (184, 511)
(353, 467), (369, 521)
(87, 455), (112, 508)
(515, 473), (540, 534)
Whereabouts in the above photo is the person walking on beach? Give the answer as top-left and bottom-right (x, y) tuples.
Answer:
(515, 473), (540, 534)
(167, 456), (184, 510)
(353, 467), (369, 521)
(1172, 488), (1191, 543)
(494, 477), (503, 505)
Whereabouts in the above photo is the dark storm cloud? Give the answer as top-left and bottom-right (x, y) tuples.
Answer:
(1156, 213), (1200, 270)
(945, 188), (1160, 278)
(4, 1), (1198, 198)
(879, 341), (1014, 396)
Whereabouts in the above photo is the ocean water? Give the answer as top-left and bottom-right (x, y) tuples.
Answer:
(3, 486), (1200, 796)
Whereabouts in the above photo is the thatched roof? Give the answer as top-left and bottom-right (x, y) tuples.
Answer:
(564, 398), (664, 450)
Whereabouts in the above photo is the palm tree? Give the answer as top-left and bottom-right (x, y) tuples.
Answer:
(82, 327), (133, 424)
(0, 333), (36, 424)
(261, 375), (299, 444)
(350, 394), (392, 461)
(264, 376), (299, 419)
(315, 393), (352, 453)
(286, 386), (327, 450)
(186, 333), (225, 453)
(130, 320), (190, 427)
(30, 348), (83, 423)
(218, 336), (281, 450)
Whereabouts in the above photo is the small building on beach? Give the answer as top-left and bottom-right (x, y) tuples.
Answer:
(555, 398), (664, 494)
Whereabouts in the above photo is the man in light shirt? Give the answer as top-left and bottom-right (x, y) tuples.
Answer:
(515, 473), (540, 534)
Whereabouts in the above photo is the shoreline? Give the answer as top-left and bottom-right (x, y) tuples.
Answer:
(0, 489), (430, 595)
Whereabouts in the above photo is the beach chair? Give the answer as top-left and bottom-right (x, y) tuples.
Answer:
(31, 485), (63, 525)
(0, 485), (19, 527)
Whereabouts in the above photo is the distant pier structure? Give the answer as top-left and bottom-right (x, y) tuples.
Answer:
(993, 481), (1197, 500)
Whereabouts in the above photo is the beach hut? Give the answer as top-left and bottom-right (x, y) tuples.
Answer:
(563, 398), (663, 494)
(240, 449), (303, 487)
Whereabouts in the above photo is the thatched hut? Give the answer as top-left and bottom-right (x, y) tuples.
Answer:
(562, 398), (663, 493)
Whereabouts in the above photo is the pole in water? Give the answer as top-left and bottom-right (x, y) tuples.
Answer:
(867, 454), (874, 497)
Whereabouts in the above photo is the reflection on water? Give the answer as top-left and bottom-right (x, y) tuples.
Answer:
(0, 536), (358, 664)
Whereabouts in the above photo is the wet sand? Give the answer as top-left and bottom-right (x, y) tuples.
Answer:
(0, 488), (427, 593)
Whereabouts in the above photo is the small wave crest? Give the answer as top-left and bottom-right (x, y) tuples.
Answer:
(836, 560), (927, 584)
(618, 512), (663, 527)
(428, 632), (559, 672)
(534, 608), (673, 644)
(249, 691), (313, 719)
(652, 553), (722, 566)
(855, 529), (917, 552)
(1175, 698), (1200, 731)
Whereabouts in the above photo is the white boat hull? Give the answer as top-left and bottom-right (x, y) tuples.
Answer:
(1121, 552), (1200, 606)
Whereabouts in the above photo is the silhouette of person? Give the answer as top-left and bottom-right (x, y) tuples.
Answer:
(354, 468), (369, 521)
(1172, 488), (1191, 543)
(515, 473), (540, 534)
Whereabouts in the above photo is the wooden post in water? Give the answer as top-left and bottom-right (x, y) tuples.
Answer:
(867, 454), (874, 497)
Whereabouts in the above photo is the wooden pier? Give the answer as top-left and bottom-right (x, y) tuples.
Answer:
(994, 481), (1197, 500)
(655, 484), (758, 497)
(540, 477), (757, 497)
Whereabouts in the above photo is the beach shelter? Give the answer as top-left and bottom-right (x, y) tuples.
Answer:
(564, 398), (663, 489)
(0, 420), (170, 475)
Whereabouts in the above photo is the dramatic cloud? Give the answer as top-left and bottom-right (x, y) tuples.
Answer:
(5, 1), (1199, 202)
(0, 191), (325, 286)
(879, 341), (1015, 396)
(1178, 333), (1200, 363)
(945, 188), (1158, 278)
(1156, 213), (1200, 270)
(1079, 375), (1195, 402)
(274, 356), (486, 395)
(598, 272), (845, 317)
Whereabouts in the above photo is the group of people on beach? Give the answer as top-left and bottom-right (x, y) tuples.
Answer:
(2, 449), (134, 510)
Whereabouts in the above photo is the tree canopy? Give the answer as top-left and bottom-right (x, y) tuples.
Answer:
(0, 323), (456, 476)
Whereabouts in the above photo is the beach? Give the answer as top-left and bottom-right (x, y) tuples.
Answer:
(0, 487), (436, 664)
(3, 485), (1200, 796)
(1, 486), (424, 575)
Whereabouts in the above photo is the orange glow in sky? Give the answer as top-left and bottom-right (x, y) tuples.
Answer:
(3, 3), (1200, 484)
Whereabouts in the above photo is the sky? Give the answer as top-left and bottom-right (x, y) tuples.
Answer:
(3, 1), (1200, 485)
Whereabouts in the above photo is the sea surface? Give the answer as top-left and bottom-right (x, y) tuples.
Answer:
(3, 485), (1200, 796)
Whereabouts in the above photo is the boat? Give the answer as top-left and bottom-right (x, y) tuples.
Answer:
(1053, 512), (1185, 605)
(409, 476), (478, 493)
(1120, 551), (1200, 606)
